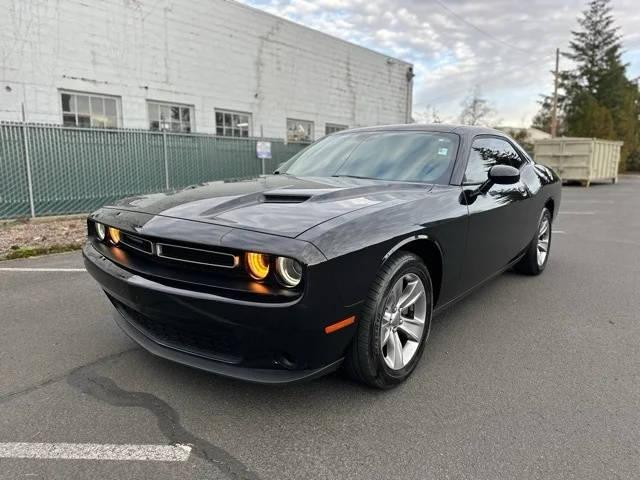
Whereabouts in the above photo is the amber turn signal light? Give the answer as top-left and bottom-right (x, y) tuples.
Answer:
(107, 227), (121, 244)
(325, 316), (355, 334)
(245, 252), (270, 280)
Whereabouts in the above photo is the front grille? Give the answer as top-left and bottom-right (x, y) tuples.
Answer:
(156, 243), (239, 268)
(112, 297), (241, 363)
(104, 227), (241, 271)
(120, 232), (153, 254)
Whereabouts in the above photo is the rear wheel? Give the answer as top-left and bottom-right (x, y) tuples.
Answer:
(514, 207), (552, 275)
(345, 251), (432, 388)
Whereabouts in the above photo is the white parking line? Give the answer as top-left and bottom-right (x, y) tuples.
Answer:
(0, 267), (86, 272)
(552, 230), (565, 234)
(0, 442), (192, 462)
(559, 211), (595, 215)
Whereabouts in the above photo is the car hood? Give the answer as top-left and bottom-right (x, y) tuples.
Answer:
(109, 175), (433, 238)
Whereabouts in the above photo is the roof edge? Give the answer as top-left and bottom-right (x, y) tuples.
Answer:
(224, 0), (413, 67)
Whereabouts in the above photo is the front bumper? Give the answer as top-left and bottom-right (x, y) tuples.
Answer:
(83, 242), (356, 384)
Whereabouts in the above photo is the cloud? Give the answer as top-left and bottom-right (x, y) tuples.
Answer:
(241, 0), (640, 126)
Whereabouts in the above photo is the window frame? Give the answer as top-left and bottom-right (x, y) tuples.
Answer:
(214, 108), (252, 137)
(59, 90), (122, 128)
(147, 100), (195, 133)
(287, 118), (314, 143)
(461, 134), (529, 186)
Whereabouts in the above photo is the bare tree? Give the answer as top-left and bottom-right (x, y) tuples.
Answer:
(412, 104), (443, 124)
(430, 105), (442, 123)
(459, 86), (493, 126)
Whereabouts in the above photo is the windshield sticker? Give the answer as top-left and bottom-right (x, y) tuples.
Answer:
(438, 147), (448, 156)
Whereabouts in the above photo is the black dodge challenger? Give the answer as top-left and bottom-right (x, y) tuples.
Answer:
(84, 124), (560, 388)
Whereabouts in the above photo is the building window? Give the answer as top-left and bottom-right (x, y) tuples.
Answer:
(61, 91), (120, 128)
(215, 109), (251, 137)
(287, 118), (314, 142)
(325, 123), (348, 135)
(148, 101), (193, 132)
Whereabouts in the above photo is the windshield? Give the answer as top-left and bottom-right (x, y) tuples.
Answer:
(279, 131), (459, 183)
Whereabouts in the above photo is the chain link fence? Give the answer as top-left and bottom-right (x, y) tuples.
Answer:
(0, 122), (308, 219)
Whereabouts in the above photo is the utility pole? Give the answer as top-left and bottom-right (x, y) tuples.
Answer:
(551, 48), (559, 138)
(633, 77), (640, 121)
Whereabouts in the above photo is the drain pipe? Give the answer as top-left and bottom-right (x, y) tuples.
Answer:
(405, 66), (415, 123)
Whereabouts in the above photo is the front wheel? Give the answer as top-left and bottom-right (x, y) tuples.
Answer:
(344, 251), (433, 389)
(514, 207), (552, 275)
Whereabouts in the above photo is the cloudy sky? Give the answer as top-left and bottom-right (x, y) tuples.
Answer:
(239, 0), (640, 127)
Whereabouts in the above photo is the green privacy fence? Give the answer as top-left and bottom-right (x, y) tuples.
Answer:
(0, 122), (308, 219)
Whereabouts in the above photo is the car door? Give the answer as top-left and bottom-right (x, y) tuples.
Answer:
(459, 135), (532, 291)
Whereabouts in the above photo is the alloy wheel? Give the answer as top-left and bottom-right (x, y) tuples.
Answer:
(537, 215), (550, 267)
(380, 273), (427, 370)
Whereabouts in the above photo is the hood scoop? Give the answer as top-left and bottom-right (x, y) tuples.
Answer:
(262, 192), (312, 204)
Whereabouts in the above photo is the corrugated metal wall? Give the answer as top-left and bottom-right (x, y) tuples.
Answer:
(0, 123), (307, 219)
(534, 137), (622, 186)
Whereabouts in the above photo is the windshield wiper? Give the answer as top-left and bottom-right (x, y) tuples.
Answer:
(331, 174), (377, 180)
(332, 174), (431, 186)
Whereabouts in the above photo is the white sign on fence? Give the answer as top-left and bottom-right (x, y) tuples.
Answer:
(256, 141), (272, 159)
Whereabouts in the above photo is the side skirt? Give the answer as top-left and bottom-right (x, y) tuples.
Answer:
(433, 253), (525, 316)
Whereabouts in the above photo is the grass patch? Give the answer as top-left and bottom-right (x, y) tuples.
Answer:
(2, 243), (82, 260)
(0, 217), (30, 228)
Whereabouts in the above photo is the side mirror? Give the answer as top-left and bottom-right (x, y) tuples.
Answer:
(488, 164), (520, 185)
(467, 165), (520, 200)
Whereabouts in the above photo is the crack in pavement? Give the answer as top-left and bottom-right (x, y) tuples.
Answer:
(3, 347), (260, 479)
(0, 348), (138, 405)
(67, 366), (261, 480)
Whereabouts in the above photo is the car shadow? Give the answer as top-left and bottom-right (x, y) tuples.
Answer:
(106, 269), (529, 406)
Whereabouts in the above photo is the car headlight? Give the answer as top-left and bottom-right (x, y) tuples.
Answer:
(108, 227), (121, 244)
(275, 256), (302, 287)
(95, 222), (106, 241)
(245, 252), (270, 281)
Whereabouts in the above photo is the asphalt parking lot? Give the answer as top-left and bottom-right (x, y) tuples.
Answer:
(1, 176), (639, 480)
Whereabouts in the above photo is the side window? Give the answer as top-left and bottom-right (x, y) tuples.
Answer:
(463, 137), (524, 184)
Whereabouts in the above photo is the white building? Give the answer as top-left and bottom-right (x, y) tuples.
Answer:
(0, 0), (413, 142)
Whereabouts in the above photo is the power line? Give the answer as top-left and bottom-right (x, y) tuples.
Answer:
(430, 0), (549, 57)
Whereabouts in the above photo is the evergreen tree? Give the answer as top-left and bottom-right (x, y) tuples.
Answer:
(565, 91), (615, 139)
(565, 0), (621, 95)
(533, 0), (639, 169)
(532, 94), (565, 135)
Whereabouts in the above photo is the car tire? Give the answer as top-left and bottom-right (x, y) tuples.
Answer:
(514, 207), (552, 275)
(344, 251), (433, 389)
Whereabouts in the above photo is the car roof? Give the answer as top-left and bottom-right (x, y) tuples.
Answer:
(339, 123), (507, 137)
